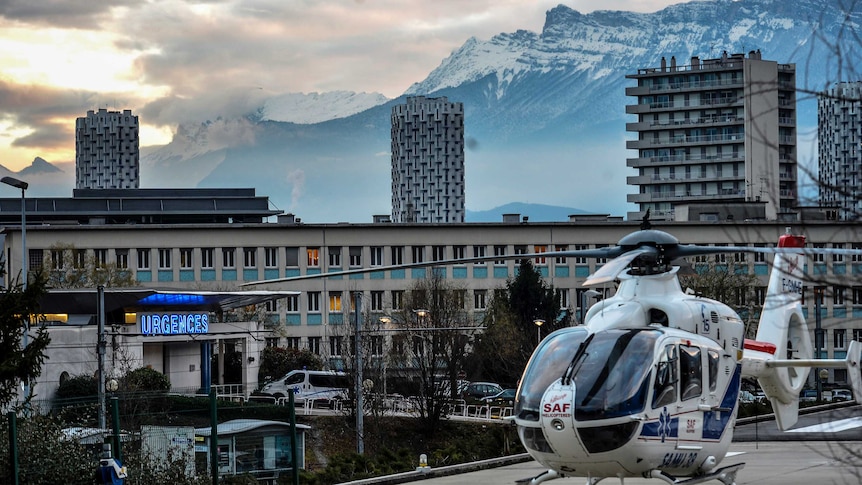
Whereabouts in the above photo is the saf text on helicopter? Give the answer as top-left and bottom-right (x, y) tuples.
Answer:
(245, 220), (862, 485)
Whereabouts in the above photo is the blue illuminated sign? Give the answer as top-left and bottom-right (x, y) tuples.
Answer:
(140, 312), (209, 335)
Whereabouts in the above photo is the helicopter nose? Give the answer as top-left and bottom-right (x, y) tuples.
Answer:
(535, 381), (590, 460)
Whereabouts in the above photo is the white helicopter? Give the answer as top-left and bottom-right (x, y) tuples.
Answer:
(508, 221), (862, 485)
(246, 217), (862, 485)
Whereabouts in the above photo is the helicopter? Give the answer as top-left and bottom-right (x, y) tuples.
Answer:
(245, 217), (862, 485)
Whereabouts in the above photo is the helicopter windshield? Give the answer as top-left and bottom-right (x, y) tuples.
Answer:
(572, 328), (659, 421)
(515, 327), (589, 421)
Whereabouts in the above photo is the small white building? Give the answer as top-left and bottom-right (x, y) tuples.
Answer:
(33, 288), (297, 405)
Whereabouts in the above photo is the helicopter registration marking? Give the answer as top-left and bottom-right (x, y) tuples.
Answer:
(660, 452), (698, 468)
(781, 277), (803, 295)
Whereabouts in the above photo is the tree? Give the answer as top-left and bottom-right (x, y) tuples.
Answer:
(471, 259), (566, 386)
(385, 271), (480, 433)
(0, 270), (51, 408)
(40, 243), (135, 288)
(679, 258), (762, 338)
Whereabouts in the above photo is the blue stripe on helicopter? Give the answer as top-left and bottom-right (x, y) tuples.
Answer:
(702, 364), (742, 441)
(639, 364), (741, 442)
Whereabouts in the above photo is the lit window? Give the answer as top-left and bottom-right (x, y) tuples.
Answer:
(180, 248), (193, 269)
(307, 247), (320, 267)
(329, 292), (342, 312)
(534, 245), (547, 265)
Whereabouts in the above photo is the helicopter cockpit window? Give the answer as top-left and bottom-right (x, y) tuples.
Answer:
(680, 344), (703, 401)
(708, 349), (720, 392)
(652, 344), (678, 408)
(572, 328), (659, 421)
(515, 327), (589, 421)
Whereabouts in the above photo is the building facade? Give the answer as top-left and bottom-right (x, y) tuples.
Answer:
(75, 108), (140, 189)
(390, 96), (465, 223)
(818, 81), (862, 220)
(4, 214), (862, 395)
(626, 51), (797, 221)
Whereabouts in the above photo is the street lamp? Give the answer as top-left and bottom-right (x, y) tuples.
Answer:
(1, 176), (28, 288)
(2, 176), (28, 404)
(533, 319), (545, 345)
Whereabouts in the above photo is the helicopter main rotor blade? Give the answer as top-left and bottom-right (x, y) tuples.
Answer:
(242, 247), (624, 286)
(583, 246), (660, 286)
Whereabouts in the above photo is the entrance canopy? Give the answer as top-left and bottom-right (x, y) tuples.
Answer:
(39, 288), (300, 314)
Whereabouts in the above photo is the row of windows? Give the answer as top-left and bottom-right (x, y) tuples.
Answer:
(32, 242), (861, 272)
(270, 287), (580, 314)
(816, 328), (862, 350)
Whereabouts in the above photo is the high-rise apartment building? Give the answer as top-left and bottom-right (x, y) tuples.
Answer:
(818, 81), (862, 220)
(391, 96), (465, 223)
(75, 108), (140, 189)
(625, 51), (797, 221)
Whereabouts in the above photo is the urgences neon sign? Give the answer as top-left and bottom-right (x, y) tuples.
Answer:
(140, 312), (209, 335)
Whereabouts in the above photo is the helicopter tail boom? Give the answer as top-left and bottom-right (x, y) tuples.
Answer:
(741, 232), (811, 430)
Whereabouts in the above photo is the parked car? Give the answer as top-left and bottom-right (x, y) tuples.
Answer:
(461, 382), (503, 402)
(480, 388), (516, 407)
(800, 389), (819, 402)
(832, 389), (853, 402)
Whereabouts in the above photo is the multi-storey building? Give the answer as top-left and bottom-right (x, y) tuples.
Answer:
(75, 108), (140, 189)
(391, 96), (465, 223)
(626, 51), (797, 221)
(3, 195), (861, 395)
(818, 81), (862, 220)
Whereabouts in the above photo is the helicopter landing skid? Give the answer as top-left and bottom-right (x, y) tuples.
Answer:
(515, 469), (560, 484)
(649, 463), (745, 485)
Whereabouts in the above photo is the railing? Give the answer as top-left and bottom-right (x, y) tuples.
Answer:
(212, 383), (246, 402)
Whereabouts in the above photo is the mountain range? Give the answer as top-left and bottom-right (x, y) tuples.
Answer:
(19, 0), (862, 222)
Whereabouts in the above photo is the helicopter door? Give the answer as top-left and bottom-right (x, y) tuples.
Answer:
(652, 344), (678, 409)
(679, 344), (703, 402)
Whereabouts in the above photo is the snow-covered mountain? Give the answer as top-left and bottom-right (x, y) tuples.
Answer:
(140, 0), (860, 222)
(258, 91), (389, 124)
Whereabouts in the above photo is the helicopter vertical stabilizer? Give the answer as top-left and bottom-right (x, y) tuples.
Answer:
(742, 233), (811, 431)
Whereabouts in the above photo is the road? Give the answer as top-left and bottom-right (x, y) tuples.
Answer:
(408, 442), (860, 485)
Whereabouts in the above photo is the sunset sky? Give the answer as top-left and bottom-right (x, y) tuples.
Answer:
(0, 0), (684, 171)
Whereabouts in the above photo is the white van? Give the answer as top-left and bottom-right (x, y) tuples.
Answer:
(260, 370), (349, 402)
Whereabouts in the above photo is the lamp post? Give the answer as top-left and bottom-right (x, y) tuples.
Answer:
(580, 289), (601, 325)
(2, 176), (28, 403)
(533, 319), (544, 345)
(814, 287), (824, 399)
(1, 176), (28, 289)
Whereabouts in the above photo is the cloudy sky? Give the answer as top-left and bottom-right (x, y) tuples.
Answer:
(0, 0), (683, 172)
